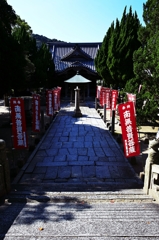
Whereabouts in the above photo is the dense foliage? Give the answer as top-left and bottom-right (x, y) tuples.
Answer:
(0, 0), (23, 96)
(0, 0), (55, 97)
(95, 7), (141, 88)
(125, 0), (159, 124)
(32, 34), (66, 44)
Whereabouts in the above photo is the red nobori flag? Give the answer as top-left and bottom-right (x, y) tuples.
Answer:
(100, 87), (111, 108)
(96, 86), (102, 99)
(126, 93), (136, 114)
(118, 101), (140, 157)
(10, 98), (28, 149)
(46, 90), (53, 116)
(111, 90), (118, 111)
(32, 94), (40, 132)
(126, 93), (136, 104)
(57, 86), (62, 110)
(53, 89), (59, 112)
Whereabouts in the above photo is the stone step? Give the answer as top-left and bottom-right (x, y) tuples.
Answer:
(1, 188), (158, 239)
(11, 180), (144, 191)
(1, 201), (159, 239)
(2, 203), (159, 221)
(6, 185), (153, 204)
(2, 237), (159, 240)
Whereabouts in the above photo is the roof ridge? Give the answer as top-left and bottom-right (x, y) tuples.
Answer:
(61, 44), (92, 61)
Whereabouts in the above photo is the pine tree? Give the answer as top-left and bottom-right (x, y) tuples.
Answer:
(95, 7), (141, 88)
(0, 0), (25, 97)
(95, 23), (114, 86)
(125, 0), (159, 125)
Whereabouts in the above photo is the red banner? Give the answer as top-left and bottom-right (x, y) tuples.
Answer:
(118, 101), (140, 157)
(10, 98), (28, 149)
(126, 93), (136, 104)
(57, 86), (62, 110)
(111, 90), (118, 111)
(96, 86), (102, 99)
(46, 90), (53, 116)
(53, 89), (59, 112)
(100, 87), (111, 108)
(126, 93), (136, 114)
(32, 94), (40, 132)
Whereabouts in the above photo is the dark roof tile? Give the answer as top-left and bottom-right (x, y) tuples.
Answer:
(49, 42), (101, 72)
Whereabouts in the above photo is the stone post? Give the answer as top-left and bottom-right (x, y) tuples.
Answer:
(143, 139), (159, 194)
(104, 104), (107, 123)
(111, 110), (115, 135)
(74, 86), (82, 117)
(0, 139), (10, 197)
(95, 97), (98, 110)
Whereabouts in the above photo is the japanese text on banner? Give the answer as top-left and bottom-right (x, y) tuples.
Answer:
(46, 90), (53, 116)
(10, 98), (28, 149)
(53, 89), (59, 112)
(99, 87), (111, 108)
(111, 90), (118, 111)
(32, 94), (40, 132)
(118, 101), (140, 157)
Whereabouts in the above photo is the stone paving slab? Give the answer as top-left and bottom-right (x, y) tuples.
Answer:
(13, 101), (143, 189)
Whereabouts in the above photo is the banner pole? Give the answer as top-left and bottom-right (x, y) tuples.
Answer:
(104, 104), (106, 123)
(111, 110), (115, 135)
(9, 97), (15, 167)
(95, 97), (98, 110)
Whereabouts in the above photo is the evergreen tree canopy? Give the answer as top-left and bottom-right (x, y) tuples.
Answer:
(125, 0), (159, 125)
(95, 6), (141, 88)
(0, 0), (16, 35)
(11, 15), (55, 91)
(0, 0), (55, 96)
(32, 43), (55, 89)
(0, 0), (25, 96)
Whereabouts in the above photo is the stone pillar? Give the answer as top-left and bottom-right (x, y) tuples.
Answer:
(0, 139), (10, 197)
(143, 139), (159, 194)
(111, 110), (115, 134)
(95, 97), (98, 110)
(74, 86), (82, 117)
(104, 104), (107, 122)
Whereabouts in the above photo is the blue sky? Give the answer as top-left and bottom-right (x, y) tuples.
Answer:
(7, 0), (146, 43)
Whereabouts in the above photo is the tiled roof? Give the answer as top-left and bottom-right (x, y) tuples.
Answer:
(61, 44), (92, 61)
(48, 42), (101, 72)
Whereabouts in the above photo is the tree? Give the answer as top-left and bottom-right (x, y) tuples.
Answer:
(12, 16), (36, 87)
(0, 0), (25, 97)
(0, 1), (55, 98)
(95, 7), (141, 88)
(0, 0), (17, 35)
(125, 0), (159, 124)
(95, 23), (114, 86)
(32, 43), (55, 89)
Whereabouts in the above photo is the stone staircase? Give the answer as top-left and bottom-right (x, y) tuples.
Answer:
(1, 186), (159, 239)
(1, 102), (159, 239)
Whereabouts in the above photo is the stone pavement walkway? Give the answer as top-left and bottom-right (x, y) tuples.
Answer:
(13, 101), (143, 191)
(2, 101), (159, 240)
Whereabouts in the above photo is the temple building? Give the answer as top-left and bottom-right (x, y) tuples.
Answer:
(48, 42), (102, 100)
